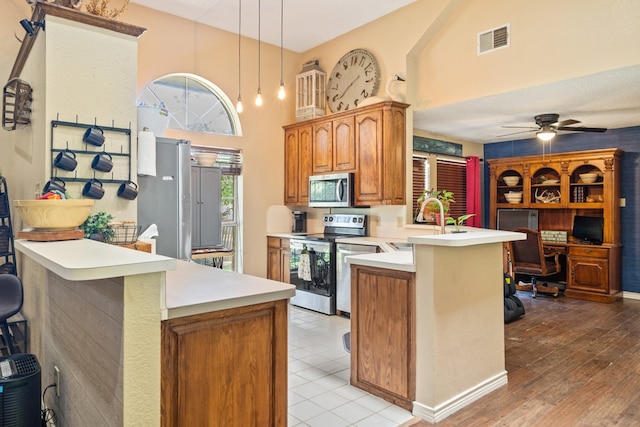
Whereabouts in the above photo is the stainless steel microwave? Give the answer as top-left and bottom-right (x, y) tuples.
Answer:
(309, 173), (353, 207)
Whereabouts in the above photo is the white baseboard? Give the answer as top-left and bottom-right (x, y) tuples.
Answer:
(623, 291), (640, 300)
(412, 371), (508, 423)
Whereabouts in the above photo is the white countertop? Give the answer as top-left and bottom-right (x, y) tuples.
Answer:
(408, 227), (524, 247)
(15, 238), (176, 281)
(346, 227), (525, 271)
(164, 260), (295, 320)
(346, 251), (415, 272)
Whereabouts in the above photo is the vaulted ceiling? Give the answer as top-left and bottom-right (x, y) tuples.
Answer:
(131, 0), (640, 144)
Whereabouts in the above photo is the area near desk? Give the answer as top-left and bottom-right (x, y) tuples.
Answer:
(488, 148), (623, 302)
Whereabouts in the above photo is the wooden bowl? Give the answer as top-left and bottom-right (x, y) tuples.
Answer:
(14, 199), (94, 231)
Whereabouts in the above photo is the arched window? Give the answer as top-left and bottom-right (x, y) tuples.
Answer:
(137, 73), (242, 136)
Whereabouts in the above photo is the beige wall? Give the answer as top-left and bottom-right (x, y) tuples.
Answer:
(417, 0), (640, 108)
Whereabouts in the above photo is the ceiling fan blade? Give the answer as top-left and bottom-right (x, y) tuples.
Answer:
(500, 125), (538, 130)
(557, 126), (607, 133)
(556, 119), (580, 127)
(497, 129), (536, 137)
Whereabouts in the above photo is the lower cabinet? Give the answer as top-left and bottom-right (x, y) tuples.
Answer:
(161, 300), (289, 427)
(566, 245), (621, 303)
(267, 237), (290, 282)
(350, 264), (415, 410)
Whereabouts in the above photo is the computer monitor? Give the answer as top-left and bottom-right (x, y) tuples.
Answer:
(572, 215), (604, 244)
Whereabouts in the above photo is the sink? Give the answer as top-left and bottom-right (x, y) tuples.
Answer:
(388, 242), (413, 251)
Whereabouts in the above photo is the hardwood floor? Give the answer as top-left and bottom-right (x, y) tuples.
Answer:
(411, 292), (640, 426)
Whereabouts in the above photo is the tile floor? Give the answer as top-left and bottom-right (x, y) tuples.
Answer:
(288, 305), (414, 427)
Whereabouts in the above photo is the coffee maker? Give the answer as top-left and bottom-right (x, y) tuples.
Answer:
(292, 211), (307, 233)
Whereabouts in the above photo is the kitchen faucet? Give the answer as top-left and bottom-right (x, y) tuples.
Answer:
(416, 197), (446, 234)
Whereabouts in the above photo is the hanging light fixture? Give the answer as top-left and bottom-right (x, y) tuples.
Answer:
(255, 0), (263, 106)
(536, 126), (556, 141)
(236, 0), (243, 113)
(277, 0), (285, 100)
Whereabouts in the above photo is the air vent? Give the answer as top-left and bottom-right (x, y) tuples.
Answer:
(478, 24), (510, 55)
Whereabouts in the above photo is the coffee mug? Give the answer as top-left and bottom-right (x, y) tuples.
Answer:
(83, 126), (105, 147)
(82, 178), (105, 199)
(53, 149), (77, 171)
(42, 177), (66, 194)
(117, 180), (138, 200)
(91, 152), (113, 173)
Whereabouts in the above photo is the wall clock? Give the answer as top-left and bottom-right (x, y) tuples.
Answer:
(326, 49), (380, 113)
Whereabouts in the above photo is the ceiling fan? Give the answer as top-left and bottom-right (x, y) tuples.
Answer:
(500, 113), (607, 141)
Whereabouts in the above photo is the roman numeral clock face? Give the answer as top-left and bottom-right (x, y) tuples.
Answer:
(327, 49), (380, 113)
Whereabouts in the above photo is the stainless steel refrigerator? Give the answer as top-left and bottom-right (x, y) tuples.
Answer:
(137, 137), (192, 260)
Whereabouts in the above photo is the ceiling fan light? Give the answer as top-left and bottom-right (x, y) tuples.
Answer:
(537, 128), (556, 141)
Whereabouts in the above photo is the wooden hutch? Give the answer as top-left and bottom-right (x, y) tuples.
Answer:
(488, 148), (623, 303)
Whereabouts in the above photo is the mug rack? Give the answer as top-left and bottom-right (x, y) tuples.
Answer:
(49, 118), (132, 185)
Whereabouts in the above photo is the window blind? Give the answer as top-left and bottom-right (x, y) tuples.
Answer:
(436, 158), (467, 217)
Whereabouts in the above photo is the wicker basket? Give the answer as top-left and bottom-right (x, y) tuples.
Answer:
(111, 224), (140, 245)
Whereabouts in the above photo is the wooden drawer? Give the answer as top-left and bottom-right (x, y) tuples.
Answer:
(568, 246), (608, 258)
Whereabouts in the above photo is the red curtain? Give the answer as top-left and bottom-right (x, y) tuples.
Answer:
(465, 156), (481, 227)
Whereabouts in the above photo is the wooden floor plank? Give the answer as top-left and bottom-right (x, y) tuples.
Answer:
(410, 293), (640, 427)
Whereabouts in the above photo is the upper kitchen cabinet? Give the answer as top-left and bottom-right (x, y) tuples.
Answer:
(284, 125), (313, 206)
(284, 101), (408, 207)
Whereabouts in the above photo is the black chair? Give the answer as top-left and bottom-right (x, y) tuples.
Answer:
(510, 228), (561, 298)
(0, 274), (24, 354)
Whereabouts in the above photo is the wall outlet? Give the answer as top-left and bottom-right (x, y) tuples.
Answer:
(54, 366), (60, 397)
(620, 198), (626, 207)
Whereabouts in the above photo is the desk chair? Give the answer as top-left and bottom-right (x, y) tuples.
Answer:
(510, 228), (561, 298)
(0, 274), (24, 354)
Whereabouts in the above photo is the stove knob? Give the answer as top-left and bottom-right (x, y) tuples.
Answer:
(328, 217), (333, 222)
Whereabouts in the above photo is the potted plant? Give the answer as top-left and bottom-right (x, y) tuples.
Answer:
(446, 214), (476, 233)
(416, 189), (455, 224)
(80, 212), (115, 242)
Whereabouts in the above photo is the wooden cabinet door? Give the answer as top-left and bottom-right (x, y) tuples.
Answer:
(350, 265), (415, 410)
(298, 126), (313, 204)
(382, 105), (406, 205)
(284, 125), (312, 205)
(162, 300), (288, 427)
(354, 109), (383, 205)
(312, 122), (333, 173)
(280, 247), (290, 283)
(284, 128), (299, 205)
(267, 237), (282, 281)
(568, 255), (609, 293)
(333, 116), (356, 171)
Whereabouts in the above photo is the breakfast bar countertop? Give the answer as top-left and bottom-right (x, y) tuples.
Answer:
(15, 238), (177, 281)
(164, 260), (295, 320)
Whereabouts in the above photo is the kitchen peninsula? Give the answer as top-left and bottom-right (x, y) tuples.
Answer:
(347, 227), (524, 423)
(15, 238), (294, 426)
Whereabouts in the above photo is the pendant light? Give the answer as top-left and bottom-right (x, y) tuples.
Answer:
(254, 0), (263, 106)
(277, 0), (285, 100)
(236, 0), (243, 113)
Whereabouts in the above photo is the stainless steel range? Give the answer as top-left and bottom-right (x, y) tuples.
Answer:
(289, 214), (367, 315)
